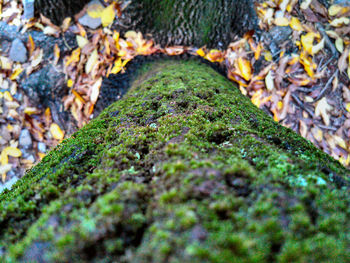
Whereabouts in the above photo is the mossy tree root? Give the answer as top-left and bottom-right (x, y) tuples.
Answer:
(0, 60), (349, 262)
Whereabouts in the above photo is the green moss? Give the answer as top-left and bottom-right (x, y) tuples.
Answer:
(0, 60), (348, 262)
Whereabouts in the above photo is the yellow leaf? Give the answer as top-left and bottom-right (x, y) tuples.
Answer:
(328, 5), (343, 16)
(333, 135), (347, 149)
(24, 107), (40, 115)
(330, 17), (350, 27)
(196, 48), (205, 57)
(113, 31), (120, 50)
(50, 123), (65, 140)
(290, 17), (304, 31)
(85, 49), (98, 74)
(38, 152), (46, 160)
(237, 57), (252, 81)
(87, 3), (105, 18)
(72, 90), (85, 103)
(76, 35), (89, 48)
(264, 51), (273, 62)
(311, 38), (325, 55)
(277, 101), (283, 110)
(301, 32), (315, 54)
(110, 58), (123, 74)
(274, 17), (289, 26)
(28, 34), (35, 56)
(0, 151), (8, 166)
(67, 79), (74, 88)
(346, 103), (350, 112)
(4, 147), (21, 157)
(65, 48), (81, 67)
(101, 4), (115, 27)
(4, 91), (13, 102)
(335, 38), (344, 53)
(10, 68), (23, 80)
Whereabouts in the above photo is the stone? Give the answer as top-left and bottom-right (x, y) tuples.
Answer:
(0, 176), (18, 194)
(22, 0), (35, 20)
(19, 129), (32, 149)
(9, 38), (28, 63)
(38, 142), (47, 153)
(78, 14), (102, 29)
(78, 0), (103, 29)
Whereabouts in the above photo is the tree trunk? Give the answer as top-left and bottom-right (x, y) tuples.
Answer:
(35, 0), (259, 47)
(0, 59), (349, 262)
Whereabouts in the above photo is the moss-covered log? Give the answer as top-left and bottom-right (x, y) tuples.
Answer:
(35, 0), (258, 47)
(0, 60), (349, 262)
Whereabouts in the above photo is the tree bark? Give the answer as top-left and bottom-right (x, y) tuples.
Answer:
(0, 59), (349, 262)
(35, 0), (259, 47)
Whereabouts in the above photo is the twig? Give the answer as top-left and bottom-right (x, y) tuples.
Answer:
(318, 124), (337, 131)
(62, 34), (72, 50)
(291, 93), (315, 118)
(315, 69), (338, 101)
(315, 22), (338, 59)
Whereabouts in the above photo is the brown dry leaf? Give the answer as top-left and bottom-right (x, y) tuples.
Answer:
(61, 17), (71, 32)
(265, 70), (275, 91)
(85, 49), (98, 74)
(338, 47), (349, 72)
(28, 35), (35, 57)
(315, 97), (333, 126)
(90, 77), (102, 104)
(31, 49), (43, 68)
(53, 44), (60, 65)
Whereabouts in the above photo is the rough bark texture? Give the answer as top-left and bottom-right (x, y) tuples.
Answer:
(0, 60), (349, 262)
(34, 0), (91, 25)
(124, 0), (259, 47)
(35, 0), (259, 47)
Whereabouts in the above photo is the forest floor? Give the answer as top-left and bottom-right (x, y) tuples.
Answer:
(0, 0), (349, 191)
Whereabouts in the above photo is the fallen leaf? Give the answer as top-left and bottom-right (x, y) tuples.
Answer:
(101, 4), (115, 27)
(265, 70), (275, 91)
(87, 3), (105, 18)
(329, 5), (343, 16)
(77, 35), (89, 48)
(290, 17), (304, 31)
(50, 123), (65, 140)
(85, 49), (98, 74)
(315, 97), (333, 126)
(238, 57), (252, 81)
(4, 147), (21, 157)
(53, 44), (60, 65)
(335, 38), (344, 53)
(90, 78), (102, 104)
